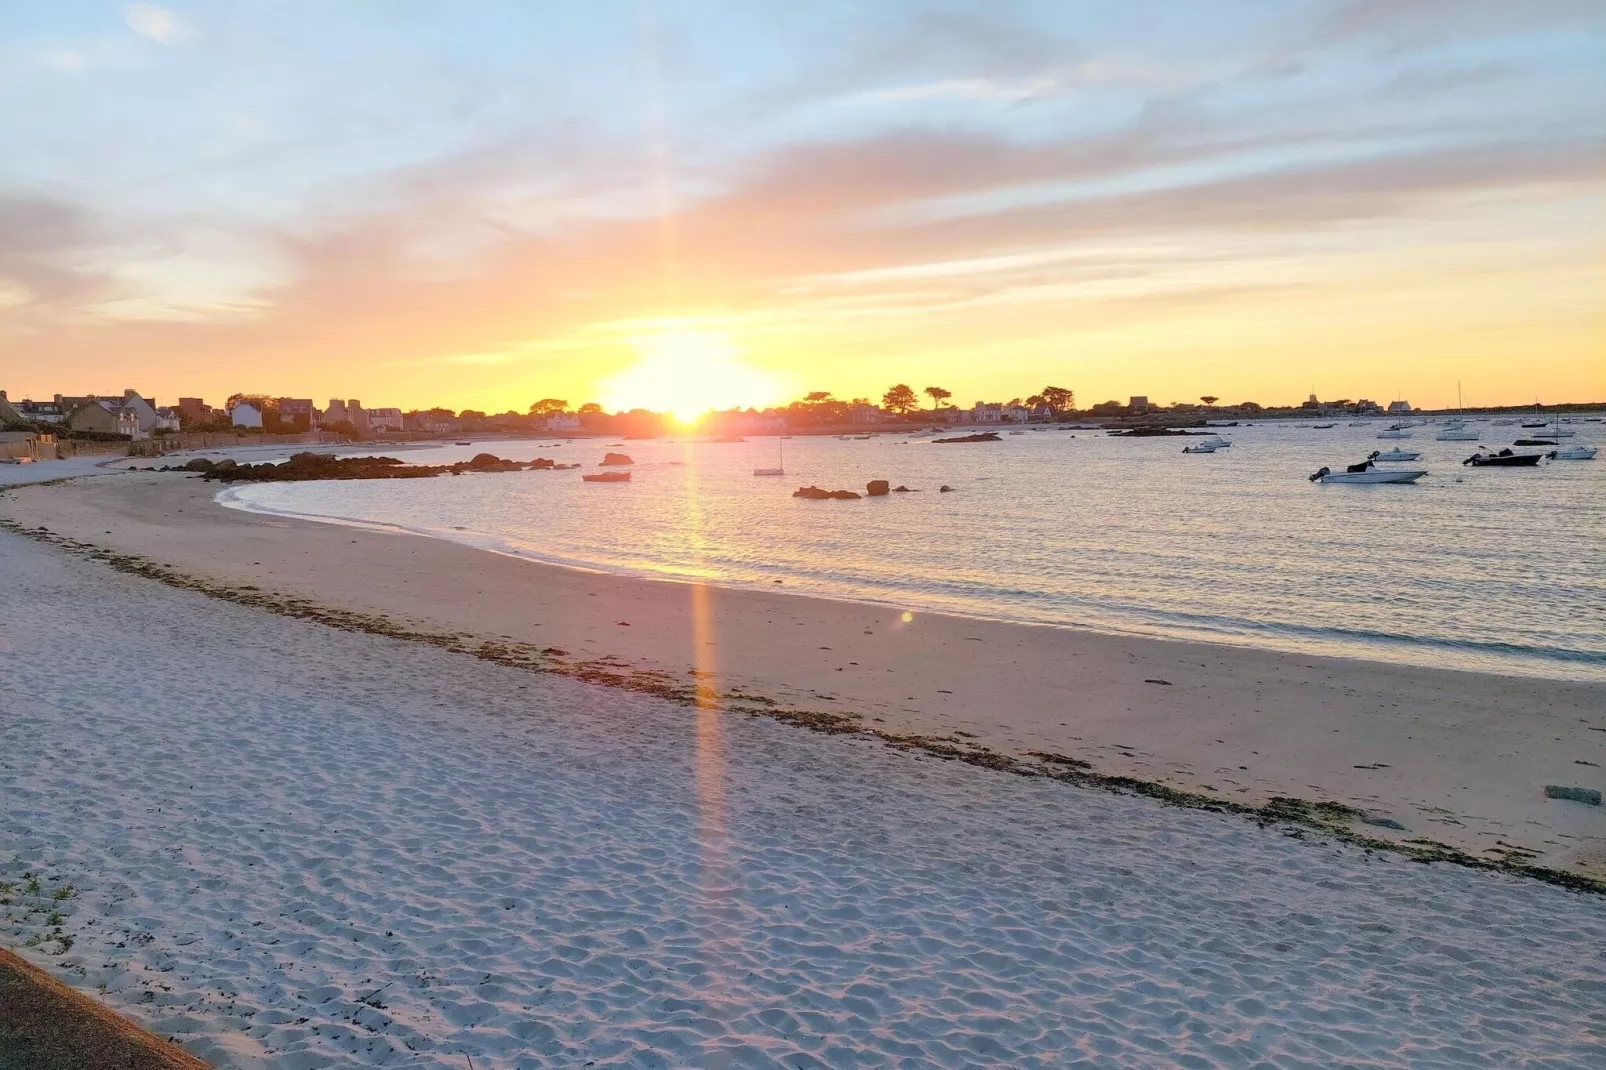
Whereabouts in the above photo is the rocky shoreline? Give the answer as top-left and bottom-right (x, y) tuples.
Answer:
(139, 451), (579, 484)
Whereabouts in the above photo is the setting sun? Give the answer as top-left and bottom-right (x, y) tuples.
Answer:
(597, 328), (790, 423)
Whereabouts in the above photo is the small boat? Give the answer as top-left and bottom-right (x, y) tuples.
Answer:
(1463, 448), (1542, 467)
(1435, 427), (1480, 441)
(582, 470), (632, 482)
(754, 439), (785, 476)
(712, 436), (746, 443)
(1369, 448), (1421, 462)
(1520, 421), (1549, 429)
(1008, 430), (1026, 435)
(1312, 423), (1334, 429)
(1310, 461), (1425, 484)
(1198, 435), (1231, 448)
(1348, 421), (1372, 427)
(455, 441), (473, 446)
(853, 434), (872, 440)
(1492, 419), (1516, 426)
(1547, 444), (1597, 461)
(1376, 425), (1413, 440)
(1181, 443), (1218, 454)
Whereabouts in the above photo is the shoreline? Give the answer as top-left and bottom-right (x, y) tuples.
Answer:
(216, 480), (1604, 683)
(3, 471), (1603, 884)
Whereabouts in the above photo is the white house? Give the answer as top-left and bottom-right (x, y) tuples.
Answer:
(541, 412), (581, 431)
(366, 407), (404, 431)
(232, 402), (264, 428)
(1000, 405), (1031, 423)
(970, 402), (1003, 423)
(1387, 400), (1413, 415)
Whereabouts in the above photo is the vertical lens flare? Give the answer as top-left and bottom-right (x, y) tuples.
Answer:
(680, 438), (730, 993)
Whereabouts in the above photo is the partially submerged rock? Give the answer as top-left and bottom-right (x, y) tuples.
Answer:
(793, 485), (861, 500)
(197, 452), (560, 483)
(601, 452), (634, 466)
(866, 479), (890, 496)
(931, 432), (1000, 444)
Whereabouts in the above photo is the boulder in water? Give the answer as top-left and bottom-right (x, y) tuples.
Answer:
(866, 479), (890, 496)
(601, 452), (634, 466)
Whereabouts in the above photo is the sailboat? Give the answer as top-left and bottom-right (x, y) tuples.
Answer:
(754, 438), (785, 476)
(1435, 383), (1480, 440)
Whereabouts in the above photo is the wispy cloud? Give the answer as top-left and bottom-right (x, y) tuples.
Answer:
(853, 59), (1173, 105)
(125, 3), (195, 46)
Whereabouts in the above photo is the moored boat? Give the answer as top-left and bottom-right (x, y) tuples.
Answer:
(1462, 448), (1542, 467)
(1181, 443), (1218, 454)
(1547, 444), (1597, 461)
(1375, 425), (1412, 439)
(1369, 448), (1421, 462)
(1310, 460), (1426, 484)
(582, 470), (632, 482)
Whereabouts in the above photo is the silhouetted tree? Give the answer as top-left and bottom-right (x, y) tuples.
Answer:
(883, 384), (919, 415)
(923, 386), (951, 410)
(1041, 386), (1075, 414)
(528, 398), (569, 415)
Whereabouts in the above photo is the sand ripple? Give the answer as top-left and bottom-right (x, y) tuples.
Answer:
(1, 533), (1603, 1067)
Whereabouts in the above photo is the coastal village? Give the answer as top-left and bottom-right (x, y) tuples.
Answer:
(3, 382), (1572, 465)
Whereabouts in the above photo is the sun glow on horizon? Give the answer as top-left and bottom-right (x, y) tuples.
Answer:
(598, 328), (790, 422)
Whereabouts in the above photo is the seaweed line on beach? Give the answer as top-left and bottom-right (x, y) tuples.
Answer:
(2, 503), (1600, 897)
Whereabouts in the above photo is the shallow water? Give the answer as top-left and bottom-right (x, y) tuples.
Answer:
(219, 421), (1606, 680)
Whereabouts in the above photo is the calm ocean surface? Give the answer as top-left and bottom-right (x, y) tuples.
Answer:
(218, 422), (1606, 681)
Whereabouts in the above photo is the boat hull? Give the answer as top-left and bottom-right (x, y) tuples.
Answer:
(1316, 470), (1426, 484)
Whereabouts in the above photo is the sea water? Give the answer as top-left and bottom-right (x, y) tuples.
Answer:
(218, 423), (1606, 681)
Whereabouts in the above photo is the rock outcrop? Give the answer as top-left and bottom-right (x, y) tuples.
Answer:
(191, 452), (567, 483)
(866, 480), (890, 496)
(931, 432), (1000, 444)
(601, 453), (634, 466)
(793, 486), (862, 500)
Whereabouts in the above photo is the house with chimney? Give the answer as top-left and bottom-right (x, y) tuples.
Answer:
(59, 391), (162, 438)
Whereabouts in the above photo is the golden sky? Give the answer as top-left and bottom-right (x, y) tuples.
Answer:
(2, 2), (1603, 413)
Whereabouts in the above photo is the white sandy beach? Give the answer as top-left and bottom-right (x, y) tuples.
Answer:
(4, 472), (1603, 879)
(3, 509), (1605, 1068)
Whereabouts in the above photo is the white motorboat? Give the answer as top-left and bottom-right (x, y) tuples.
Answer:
(1369, 448), (1421, 462)
(1435, 427), (1480, 441)
(1197, 434), (1231, 448)
(1310, 461), (1426, 484)
(1548, 444), (1597, 461)
(1182, 443), (1219, 454)
(1375, 426), (1413, 439)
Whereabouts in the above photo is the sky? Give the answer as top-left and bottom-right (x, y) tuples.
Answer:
(1, 0), (1603, 414)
